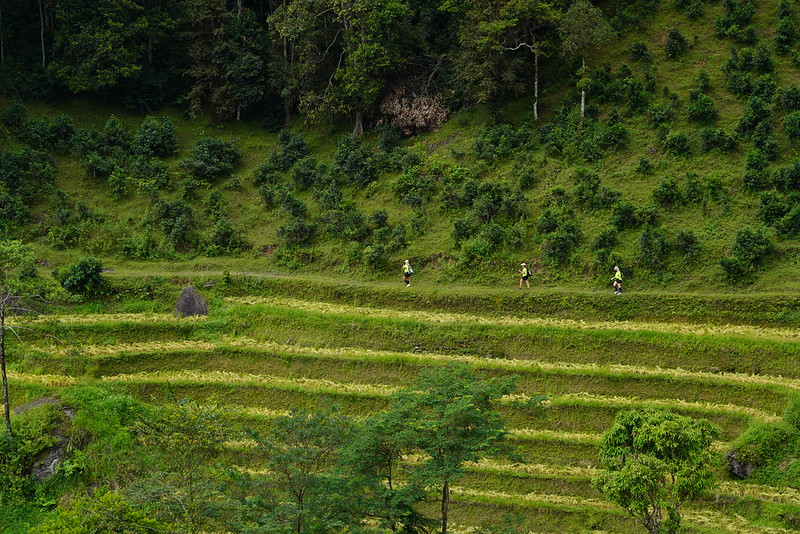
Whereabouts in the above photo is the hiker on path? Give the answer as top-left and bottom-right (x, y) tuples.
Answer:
(518, 262), (531, 290)
(611, 265), (623, 294)
(402, 259), (413, 287)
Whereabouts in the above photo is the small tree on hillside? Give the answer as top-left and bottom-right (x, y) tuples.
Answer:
(593, 409), (719, 534)
(558, 0), (613, 119)
(388, 362), (520, 534)
(0, 240), (63, 436)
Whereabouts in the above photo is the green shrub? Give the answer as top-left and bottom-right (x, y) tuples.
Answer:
(277, 217), (316, 247)
(629, 41), (652, 63)
(251, 161), (281, 186)
(773, 159), (800, 191)
(102, 115), (132, 149)
(541, 222), (581, 265)
(291, 155), (327, 191)
(758, 192), (789, 226)
(697, 70), (711, 92)
(721, 226), (774, 282)
(611, 202), (641, 229)
(154, 199), (196, 250)
(700, 128), (738, 152)
(687, 91), (718, 122)
(652, 177), (684, 207)
(181, 137), (240, 180)
(1, 100), (26, 131)
(592, 228), (618, 252)
(753, 43), (776, 73)
(675, 229), (701, 261)
(647, 102), (677, 127)
(736, 97), (772, 136)
(780, 86), (800, 110)
(662, 132), (692, 157)
(55, 256), (108, 295)
(731, 421), (798, 466)
(131, 116), (178, 157)
(785, 397), (800, 430)
(363, 244), (388, 271)
(752, 74), (778, 101)
(638, 225), (669, 271)
(776, 204), (800, 236)
(313, 181), (343, 211)
(664, 28), (689, 59)
(335, 134), (378, 187)
(393, 166), (437, 206)
(107, 168), (131, 201)
(573, 168), (620, 209)
(203, 218), (249, 256)
(636, 157), (654, 175)
(473, 123), (533, 162)
(280, 192), (308, 218)
(784, 111), (800, 140)
(716, 0), (757, 41)
(130, 156), (170, 192)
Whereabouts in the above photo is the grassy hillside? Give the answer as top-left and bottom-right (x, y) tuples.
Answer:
(3, 0), (800, 293)
(5, 279), (800, 532)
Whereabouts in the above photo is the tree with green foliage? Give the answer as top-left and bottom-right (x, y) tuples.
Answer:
(388, 362), (519, 534)
(558, 0), (613, 119)
(451, 0), (560, 119)
(134, 400), (232, 533)
(0, 240), (61, 435)
(251, 407), (354, 533)
(593, 409), (719, 534)
(29, 487), (177, 533)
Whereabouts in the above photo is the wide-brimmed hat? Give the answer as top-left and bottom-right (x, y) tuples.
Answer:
(521, 262), (526, 266)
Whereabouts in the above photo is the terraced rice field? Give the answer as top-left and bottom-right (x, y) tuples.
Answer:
(7, 285), (800, 533)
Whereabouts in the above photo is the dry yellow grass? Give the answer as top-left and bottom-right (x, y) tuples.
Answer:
(8, 313), (207, 326)
(227, 296), (800, 342)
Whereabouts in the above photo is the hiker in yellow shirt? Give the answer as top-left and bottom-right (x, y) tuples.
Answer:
(611, 265), (623, 294)
(518, 262), (531, 290)
(403, 259), (413, 287)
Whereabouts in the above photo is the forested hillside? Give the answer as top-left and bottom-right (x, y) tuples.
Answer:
(6, 2), (800, 533)
(4, 0), (800, 290)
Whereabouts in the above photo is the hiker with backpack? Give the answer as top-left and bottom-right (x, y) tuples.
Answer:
(611, 265), (623, 294)
(518, 262), (531, 290)
(402, 259), (413, 287)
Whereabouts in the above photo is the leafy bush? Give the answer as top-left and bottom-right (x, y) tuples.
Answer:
(736, 97), (772, 136)
(280, 192), (308, 218)
(684, 172), (706, 204)
(784, 396), (800, 430)
(731, 421), (798, 466)
(721, 226), (774, 283)
(103, 115), (132, 149)
(700, 128), (738, 152)
(313, 181), (343, 211)
(154, 199), (196, 250)
(55, 256), (108, 295)
(675, 229), (701, 261)
(664, 28), (689, 59)
(662, 132), (692, 157)
(131, 116), (178, 157)
(473, 123), (533, 162)
(18, 114), (75, 151)
(130, 156), (170, 192)
(277, 217), (316, 247)
(772, 159), (800, 191)
(592, 228), (618, 252)
(291, 156), (327, 191)
(393, 166), (438, 206)
(751, 74), (777, 101)
(629, 41), (652, 63)
(573, 168), (620, 209)
(267, 129), (310, 172)
(203, 218), (249, 256)
(652, 177), (684, 207)
(780, 86), (800, 110)
(647, 102), (677, 127)
(697, 70), (711, 92)
(638, 225), (669, 271)
(0, 100), (26, 131)
(753, 43), (776, 74)
(335, 134), (378, 187)
(784, 111), (800, 140)
(181, 137), (240, 180)
(636, 157), (654, 175)
(611, 201), (643, 229)
(687, 91), (717, 122)
(251, 161), (281, 186)
(776, 204), (800, 236)
(716, 0), (757, 42)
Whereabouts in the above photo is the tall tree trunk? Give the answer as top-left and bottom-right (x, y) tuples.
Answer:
(441, 479), (449, 534)
(580, 56), (586, 119)
(39, 0), (46, 68)
(0, 5), (5, 69)
(1, 306), (10, 436)
(353, 108), (364, 136)
(237, 0), (243, 18)
(533, 49), (539, 121)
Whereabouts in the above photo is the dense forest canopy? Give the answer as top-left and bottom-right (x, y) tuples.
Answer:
(0, 0), (612, 132)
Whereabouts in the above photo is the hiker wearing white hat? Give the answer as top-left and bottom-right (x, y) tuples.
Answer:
(402, 259), (413, 287)
(518, 262), (531, 290)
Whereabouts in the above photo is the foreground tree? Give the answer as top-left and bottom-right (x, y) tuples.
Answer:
(389, 362), (518, 534)
(558, 0), (613, 119)
(0, 240), (59, 436)
(593, 409), (719, 534)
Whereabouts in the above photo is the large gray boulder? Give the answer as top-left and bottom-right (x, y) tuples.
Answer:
(174, 286), (208, 318)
